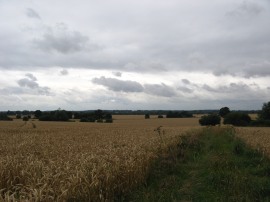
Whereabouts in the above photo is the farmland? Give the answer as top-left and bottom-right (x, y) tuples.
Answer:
(0, 116), (200, 201)
(1, 115), (270, 201)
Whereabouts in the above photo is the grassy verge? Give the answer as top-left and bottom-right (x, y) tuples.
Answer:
(127, 127), (270, 201)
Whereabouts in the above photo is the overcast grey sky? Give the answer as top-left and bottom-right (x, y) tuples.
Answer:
(0, 0), (270, 111)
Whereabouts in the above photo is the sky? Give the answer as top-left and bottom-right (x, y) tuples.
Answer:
(0, 0), (270, 111)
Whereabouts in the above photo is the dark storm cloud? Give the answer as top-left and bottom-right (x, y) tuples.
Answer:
(26, 8), (41, 20)
(92, 76), (144, 93)
(144, 83), (176, 97)
(33, 23), (90, 54)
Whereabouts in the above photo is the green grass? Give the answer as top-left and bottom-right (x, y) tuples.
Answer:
(127, 127), (270, 202)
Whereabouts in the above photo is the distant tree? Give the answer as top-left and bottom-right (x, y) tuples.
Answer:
(39, 113), (53, 121)
(94, 109), (103, 120)
(224, 112), (251, 126)
(105, 113), (112, 120)
(22, 110), (30, 116)
(7, 110), (15, 115)
(259, 101), (270, 120)
(0, 113), (13, 121)
(53, 110), (69, 121)
(166, 111), (193, 118)
(219, 107), (230, 118)
(23, 116), (29, 121)
(39, 110), (69, 121)
(34, 110), (43, 118)
(66, 111), (73, 119)
(199, 114), (221, 126)
(145, 114), (150, 119)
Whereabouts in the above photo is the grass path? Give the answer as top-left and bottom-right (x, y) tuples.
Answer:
(128, 127), (270, 201)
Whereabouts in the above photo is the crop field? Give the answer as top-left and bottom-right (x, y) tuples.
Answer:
(1, 115), (270, 201)
(0, 116), (200, 201)
(235, 127), (270, 157)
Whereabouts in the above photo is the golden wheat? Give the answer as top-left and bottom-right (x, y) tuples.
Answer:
(235, 127), (270, 157)
(0, 116), (200, 201)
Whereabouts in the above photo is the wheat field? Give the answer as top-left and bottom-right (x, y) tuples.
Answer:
(0, 116), (200, 201)
(235, 127), (270, 157)
(1, 115), (270, 201)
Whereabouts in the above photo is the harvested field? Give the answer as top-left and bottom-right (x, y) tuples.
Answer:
(0, 116), (200, 201)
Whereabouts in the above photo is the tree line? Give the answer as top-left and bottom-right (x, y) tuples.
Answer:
(199, 101), (270, 127)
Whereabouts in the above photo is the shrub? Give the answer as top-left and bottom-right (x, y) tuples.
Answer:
(105, 119), (113, 123)
(158, 115), (163, 118)
(0, 113), (13, 121)
(223, 112), (251, 126)
(199, 114), (221, 126)
(249, 120), (270, 127)
(16, 114), (21, 119)
(39, 114), (53, 121)
(145, 114), (150, 119)
(23, 116), (29, 121)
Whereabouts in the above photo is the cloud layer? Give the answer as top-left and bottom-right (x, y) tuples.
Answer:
(0, 0), (269, 110)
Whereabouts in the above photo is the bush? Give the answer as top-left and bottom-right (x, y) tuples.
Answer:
(80, 117), (96, 122)
(105, 119), (113, 123)
(224, 112), (251, 126)
(199, 114), (221, 126)
(249, 120), (270, 127)
(97, 119), (103, 123)
(16, 114), (21, 119)
(145, 114), (150, 119)
(158, 115), (163, 118)
(23, 116), (29, 121)
(0, 113), (13, 121)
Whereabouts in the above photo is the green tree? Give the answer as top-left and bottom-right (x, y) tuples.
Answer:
(219, 107), (230, 118)
(53, 110), (69, 121)
(224, 112), (251, 126)
(259, 101), (270, 120)
(34, 110), (43, 118)
(0, 113), (13, 121)
(199, 114), (221, 126)
(94, 109), (103, 120)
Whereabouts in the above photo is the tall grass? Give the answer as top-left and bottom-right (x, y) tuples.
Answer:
(129, 127), (270, 201)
